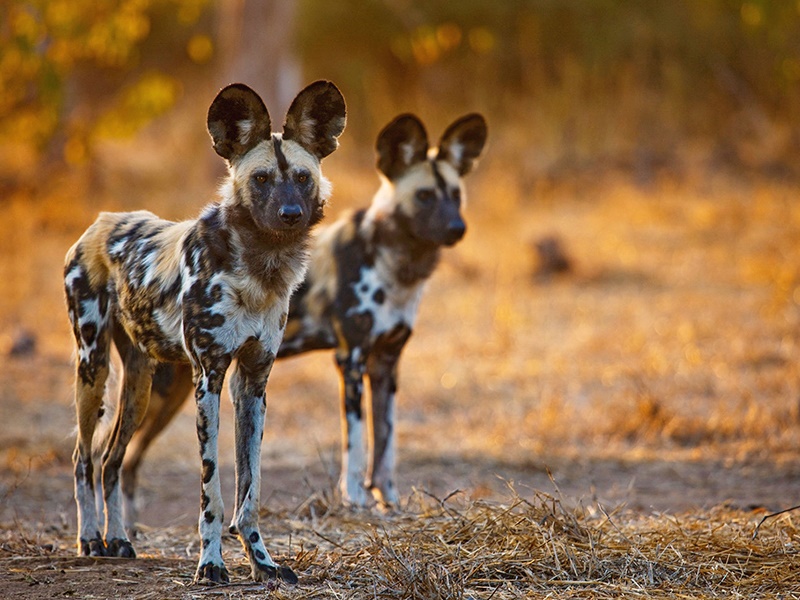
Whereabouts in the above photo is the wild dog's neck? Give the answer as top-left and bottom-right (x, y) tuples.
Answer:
(200, 202), (310, 300)
(366, 209), (440, 287)
(224, 201), (308, 251)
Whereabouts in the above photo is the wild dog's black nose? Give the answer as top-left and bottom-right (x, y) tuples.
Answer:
(278, 204), (303, 225)
(444, 219), (466, 245)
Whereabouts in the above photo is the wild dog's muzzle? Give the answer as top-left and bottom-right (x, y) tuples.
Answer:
(278, 203), (303, 226)
(443, 217), (466, 246)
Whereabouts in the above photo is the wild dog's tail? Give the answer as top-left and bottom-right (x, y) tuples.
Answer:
(90, 350), (122, 461)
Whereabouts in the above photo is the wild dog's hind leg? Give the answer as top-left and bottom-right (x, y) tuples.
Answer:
(366, 325), (411, 507)
(65, 252), (112, 557)
(122, 362), (193, 534)
(228, 341), (298, 583)
(101, 331), (153, 557)
(336, 347), (369, 506)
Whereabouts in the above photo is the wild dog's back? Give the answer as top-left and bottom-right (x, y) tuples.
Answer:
(66, 210), (192, 363)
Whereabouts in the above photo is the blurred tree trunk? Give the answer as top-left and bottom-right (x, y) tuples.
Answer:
(216, 0), (301, 117)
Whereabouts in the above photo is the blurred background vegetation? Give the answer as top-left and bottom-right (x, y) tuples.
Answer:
(2, 0), (800, 193)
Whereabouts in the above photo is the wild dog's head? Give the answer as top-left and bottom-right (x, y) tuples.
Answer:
(207, 81), (346, 238)
(372, 113), (487, 247)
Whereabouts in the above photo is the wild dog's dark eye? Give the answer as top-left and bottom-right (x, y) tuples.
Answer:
(254, 173), (268, 185)
(296, 172), (309, 184)
(415, 189), (435, 205)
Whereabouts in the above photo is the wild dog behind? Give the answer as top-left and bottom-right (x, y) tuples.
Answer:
(64, 81), (345, 584)
(118, 111), (487, 520)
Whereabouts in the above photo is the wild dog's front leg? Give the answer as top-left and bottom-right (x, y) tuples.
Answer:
(192, 357), (231, 584)
(228, 344), (298, 584)
(335, 348), (369, 506)
(101, 340), (153, 557)
(365, 355), (398, 507)
(366, 325), (411, 507)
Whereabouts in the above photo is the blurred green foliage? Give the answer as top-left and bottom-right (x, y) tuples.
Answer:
(298, 0), (800, 171)
(1, 0), (799, 178)
(0, 0), (211, 168)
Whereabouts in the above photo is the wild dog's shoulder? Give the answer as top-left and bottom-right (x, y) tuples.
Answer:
(293, 209), (367, 316)
(311, 209), (374, 287)
(181, 203), (233, 273)
(314, 209), (371, 255)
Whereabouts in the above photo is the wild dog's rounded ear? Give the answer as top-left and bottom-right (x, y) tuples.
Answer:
(207, 84), (272, 161)
(283, 81), (346, 160)
(436, 113), (488, 176)
(376, 114), (429, 181)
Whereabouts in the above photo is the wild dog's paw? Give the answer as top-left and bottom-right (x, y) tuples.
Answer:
(252, 563), (277, 582)
(343, 490), (370, 508)
(106, 538), (136, 558)
(251, 563), (299, 585)
(279, 565), (299, 584)
(194, 561), (230, 584)
(78, 535), (106, 557)
(369, 484), (399, 509)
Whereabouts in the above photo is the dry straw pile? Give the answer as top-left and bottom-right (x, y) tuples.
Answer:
(280, 487), (800, 599)
(4, 486), (800, 598)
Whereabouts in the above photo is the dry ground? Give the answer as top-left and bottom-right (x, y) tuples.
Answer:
(2, 145), (800, 597)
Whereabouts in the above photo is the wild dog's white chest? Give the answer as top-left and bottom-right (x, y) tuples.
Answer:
(347, 263), (424, 337)
(181, 270), (290, 357)
(223, 279), (290, 354)
(222, 302), (288, 355)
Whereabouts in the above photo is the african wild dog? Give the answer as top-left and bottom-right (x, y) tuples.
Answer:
(113, 112), (487, 518)
(63, 81), (346, 584)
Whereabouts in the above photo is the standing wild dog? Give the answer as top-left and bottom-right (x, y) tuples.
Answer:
(284, 112), (488, 506)
(63, 81), (346, 584)
(114, 112), (487, 519)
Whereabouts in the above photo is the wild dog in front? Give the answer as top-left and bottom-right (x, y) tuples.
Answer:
(63, 81), (345, 584)
(119, 112), (487, 513)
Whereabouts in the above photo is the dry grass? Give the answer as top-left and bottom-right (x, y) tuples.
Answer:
(249, 480), (800, 599)
(4, 487), (800, 599)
